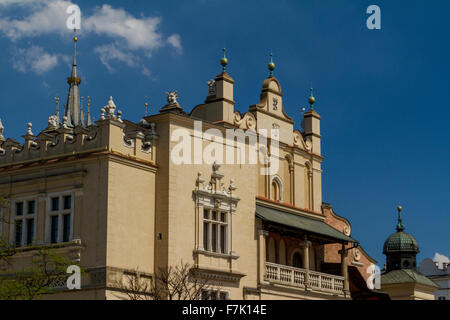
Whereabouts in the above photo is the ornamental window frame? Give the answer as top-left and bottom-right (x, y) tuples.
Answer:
(193, 163), (240, 258)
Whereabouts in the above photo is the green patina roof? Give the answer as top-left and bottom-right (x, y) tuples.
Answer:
(255, 204), (358, 243)
(381, 269), (438, 288)
(383, 231), (419, 254)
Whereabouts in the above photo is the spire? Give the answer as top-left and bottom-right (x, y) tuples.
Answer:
(268, 52), (275, 76)
(396, 205), (405, 232)
(86, 96), (93, 126)
(308, 87), (316, 110)
(145, 96), (149, 116)
(65, 33), (83, 127)
(220, 48), (228, 73)
(55, 96), (60, 122)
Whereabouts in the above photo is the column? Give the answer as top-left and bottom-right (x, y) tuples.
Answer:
(308, 170), (313, 211)
(340, 243), (350, 297)
(258, 228), (269, 284)
(301, 235), (311, 289)
(289, 163), (295, 206)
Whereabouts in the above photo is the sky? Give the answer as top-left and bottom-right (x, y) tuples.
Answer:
(0, 0), (448, 266)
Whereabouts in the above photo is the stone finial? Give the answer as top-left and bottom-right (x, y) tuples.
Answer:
(228, 178), (237, 192)
(0, 118), (4, 141)
(48, 115), (59, 128)
(104, 96), (117, 118)
(27, 123), (33, 136)
(100, 108), (106, 120)
(117, 110), (123, 122)
(62, 116), (69, 129)
(212, 161), (221, 173)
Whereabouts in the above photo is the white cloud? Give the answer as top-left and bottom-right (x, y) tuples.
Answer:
(85, 5), (164, 51)
(12, 45), (61, 74)
(167, 34), (182, 54)
(94, 43), (138, 72)
(0, 1), (183, 74)
(0, 0), (73, 40)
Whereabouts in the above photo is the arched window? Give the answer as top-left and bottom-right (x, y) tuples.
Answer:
(270, 176), (283, 202)
(267, 237), (276, 263)
(292, 251), (303, 269)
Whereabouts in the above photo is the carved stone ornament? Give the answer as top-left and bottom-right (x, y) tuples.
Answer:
(48, 115), (60, 128)
(273, 98), (278, 110)
(207, 79), (216, 96)
(343, 226), (351, 236)
(353, 248), (361, 262)
(165, 91), (178, 105)
(194, 163), (240, 213)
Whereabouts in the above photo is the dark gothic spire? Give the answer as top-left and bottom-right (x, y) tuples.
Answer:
(65, 34), (83, 127)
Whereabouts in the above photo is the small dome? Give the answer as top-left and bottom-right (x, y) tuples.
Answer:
(383, 231), (419, 254)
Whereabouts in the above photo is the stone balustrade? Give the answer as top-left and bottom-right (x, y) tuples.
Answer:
(265, 262), (345, 295)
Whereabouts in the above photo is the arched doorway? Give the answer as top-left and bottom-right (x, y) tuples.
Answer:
(292, 251), (303, 269)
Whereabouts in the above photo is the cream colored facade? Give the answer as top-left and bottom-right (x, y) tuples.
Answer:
(0, 44), (375, 300)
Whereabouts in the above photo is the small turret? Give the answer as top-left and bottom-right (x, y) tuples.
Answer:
(302, 88), (321, 155)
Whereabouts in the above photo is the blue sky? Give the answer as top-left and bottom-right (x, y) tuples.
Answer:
(0, 0), (448, 266)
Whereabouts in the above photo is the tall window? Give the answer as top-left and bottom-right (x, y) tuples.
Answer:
(270, 176), (283, 202)
(47, 194), (73, 244)
(11, 199), (36, 247)
(203, 209), (228, 254)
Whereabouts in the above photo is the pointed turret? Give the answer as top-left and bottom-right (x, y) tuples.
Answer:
(190, 48), (235, 124)
(65, 35), (83, 127)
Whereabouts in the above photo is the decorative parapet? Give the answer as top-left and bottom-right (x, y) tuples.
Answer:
(0, 97), (158, 167)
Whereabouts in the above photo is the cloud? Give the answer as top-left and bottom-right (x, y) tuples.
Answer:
(0, 1), (183, 74)
(94, 43), (138, 72)
(0, 0), (73, 40)
(85, 5), (164, 51)
(167, 34), (182, 54)
(12, 45), (62, 74)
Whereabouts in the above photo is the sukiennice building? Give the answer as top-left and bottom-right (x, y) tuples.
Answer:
(0, 37), (383, 300)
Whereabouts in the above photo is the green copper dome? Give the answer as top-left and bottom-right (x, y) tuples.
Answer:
(383, 205), (419, 254)
(383, 231), (419, 254)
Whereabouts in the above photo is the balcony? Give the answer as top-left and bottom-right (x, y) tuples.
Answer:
(264, 262), (345, 295)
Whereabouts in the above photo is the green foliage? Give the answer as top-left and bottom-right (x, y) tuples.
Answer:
(0, 197), (77, 300)
(0, 243), (76, 300)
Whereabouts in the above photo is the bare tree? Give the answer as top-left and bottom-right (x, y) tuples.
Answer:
(115, 262), (213, 300)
